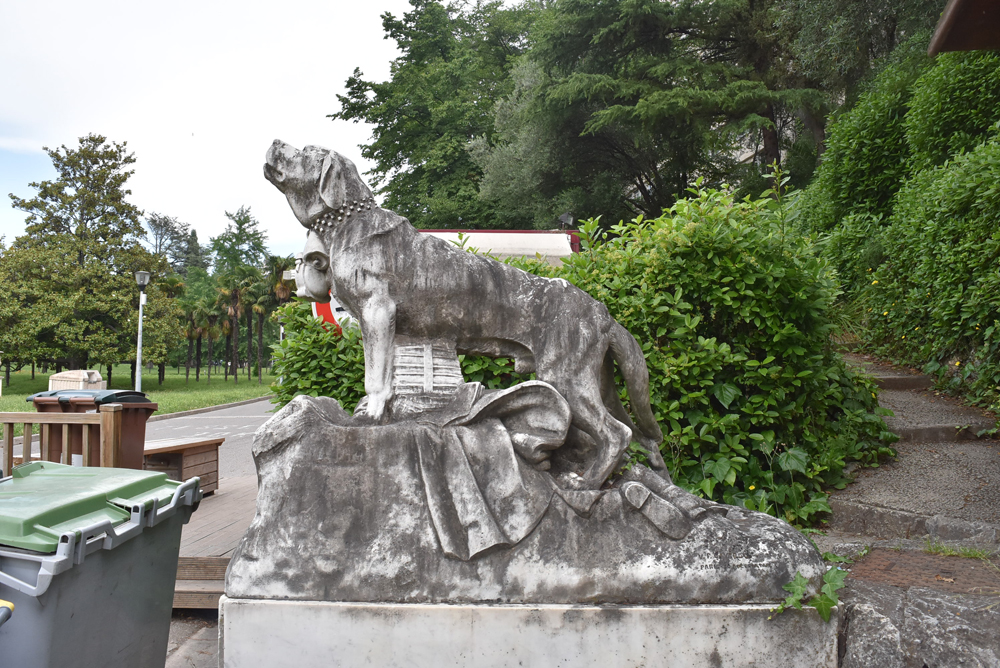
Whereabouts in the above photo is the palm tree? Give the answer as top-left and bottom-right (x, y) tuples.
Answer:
(217, 264), (260, 385)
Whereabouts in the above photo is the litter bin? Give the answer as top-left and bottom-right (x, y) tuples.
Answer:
(28, 389), (159, 470)
(0, 460), (201, 668)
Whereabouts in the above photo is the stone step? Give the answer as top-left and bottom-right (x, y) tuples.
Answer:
(874, 374), (933, 391)
(827, 498), (1000, 543)
(889, 422), (997, 442)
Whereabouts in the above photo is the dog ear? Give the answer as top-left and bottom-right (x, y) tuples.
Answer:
(318, 153), (347, 210)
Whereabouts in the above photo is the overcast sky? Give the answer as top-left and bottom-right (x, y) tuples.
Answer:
(0, 0), (414, 259)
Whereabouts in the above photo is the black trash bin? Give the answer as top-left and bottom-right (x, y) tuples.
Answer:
(27, 390), (159, 470)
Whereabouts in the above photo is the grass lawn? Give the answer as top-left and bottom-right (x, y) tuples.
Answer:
(0, 364), (278, 422)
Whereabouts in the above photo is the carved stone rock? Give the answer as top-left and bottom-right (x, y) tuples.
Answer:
(226, 394), (826, 604)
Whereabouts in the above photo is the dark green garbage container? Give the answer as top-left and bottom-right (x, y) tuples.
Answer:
(28, 389), (159, 470)
(0, 461), (201, 668)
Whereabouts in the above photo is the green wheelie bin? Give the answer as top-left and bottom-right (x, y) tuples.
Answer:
(0, 461), (201, 667)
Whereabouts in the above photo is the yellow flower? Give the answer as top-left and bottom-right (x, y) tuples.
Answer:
(883, 311), (889, 316)
(872, 280), (879, 284)
(902, 335), (906, 339)
(749, 485), (756, 491)
(956, 361), (961, 366)
(915, 327), (919, 331)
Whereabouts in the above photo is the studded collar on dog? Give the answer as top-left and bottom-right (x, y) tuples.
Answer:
(308, 197), (376, 234)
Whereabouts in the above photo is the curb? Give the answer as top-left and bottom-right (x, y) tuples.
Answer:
(828, 498), (999, 544)
(889, 422), (997, 442)
(148, 396), (275, 422)
(875, 375), (933, 391)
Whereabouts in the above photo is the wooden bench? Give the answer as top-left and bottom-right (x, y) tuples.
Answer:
(143, 437), (224, 494)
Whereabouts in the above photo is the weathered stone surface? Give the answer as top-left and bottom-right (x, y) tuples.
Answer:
(840, 579), (1000, 667)
(265, 139), (666, 488)
(226, 395), (825, 604)
(219, 597), (839, 668)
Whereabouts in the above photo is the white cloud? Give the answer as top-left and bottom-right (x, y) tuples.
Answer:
(0, 0), (412, 256)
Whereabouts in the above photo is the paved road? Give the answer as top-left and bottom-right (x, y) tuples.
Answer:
(146, 399), (277, 478)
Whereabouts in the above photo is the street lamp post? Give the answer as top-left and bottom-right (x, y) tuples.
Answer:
(135, 271), (150, 392)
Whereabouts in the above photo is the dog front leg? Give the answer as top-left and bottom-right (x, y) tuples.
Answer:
(361, 295), (396, 420)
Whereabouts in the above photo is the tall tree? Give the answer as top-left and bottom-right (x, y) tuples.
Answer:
(7, 134), (171, 370)
(211, 206), (267, 274)
(332, 0), (538, 228)
(475, 0), (832, 226)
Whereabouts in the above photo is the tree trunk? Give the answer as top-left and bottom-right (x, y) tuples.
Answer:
(231, 315), (240, 385)
(185, 334), (194, 383)
(31, 362), (35, 379)
(257, 312), (265, 384)
(106, 364), (113, 388)
(761, 104), (781, 172)
(797, 108), (827, 159)
(195, 334), (203, 381)
(130, 361), (137, 389)
(4, 361), (9, 388)
(207, 335), (214, 385)
(158, 362), (165, 385)
(246, 310), (254, 381)
(224, 333), (231, 381)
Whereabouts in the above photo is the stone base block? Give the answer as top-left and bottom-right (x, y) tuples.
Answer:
(219, 596), (837, 668)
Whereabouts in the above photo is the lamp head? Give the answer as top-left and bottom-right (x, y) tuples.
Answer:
(134, 271), (151, 290)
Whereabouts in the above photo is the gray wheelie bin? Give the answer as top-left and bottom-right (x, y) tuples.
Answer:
(0, 461), (201, 667)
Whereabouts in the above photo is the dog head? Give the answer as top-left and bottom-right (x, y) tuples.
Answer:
(264, 140), (373, 226)
(294, 230), (334, 303)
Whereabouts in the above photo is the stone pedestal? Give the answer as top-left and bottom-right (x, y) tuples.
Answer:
(219, 596), (838, 668)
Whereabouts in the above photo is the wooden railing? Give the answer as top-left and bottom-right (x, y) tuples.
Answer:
(1, 404), (123, 475)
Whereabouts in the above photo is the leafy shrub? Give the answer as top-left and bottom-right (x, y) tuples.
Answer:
(559, 188), (892, 524)
(796, 38), (932, 234)
(860, 135), (1000, 406)
(272, 188), (893, 524)
(905, 52), (1000, 172)
(271, 302), (367, 411)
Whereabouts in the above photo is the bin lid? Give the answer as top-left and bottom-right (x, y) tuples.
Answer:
(0, 462), (179, 554)
(27, 389), (151, 404)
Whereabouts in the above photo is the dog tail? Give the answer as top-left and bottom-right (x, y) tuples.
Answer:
(608, 322), (665, 468)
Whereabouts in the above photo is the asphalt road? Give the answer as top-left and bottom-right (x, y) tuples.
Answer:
(146, 399), (277, 478)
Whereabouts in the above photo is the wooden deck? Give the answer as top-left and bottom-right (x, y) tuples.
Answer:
(174, 475), (258, 608)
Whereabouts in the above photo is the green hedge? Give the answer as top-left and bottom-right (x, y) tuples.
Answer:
(861, 135), (1000, 405)
(798, 42), (1000, 409)
(272, 187), (894, 523)
(796, 38), (933, 235)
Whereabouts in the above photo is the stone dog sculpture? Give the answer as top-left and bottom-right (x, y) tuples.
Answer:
(225, 140), (826, 605)
(264, 139), (665, 488)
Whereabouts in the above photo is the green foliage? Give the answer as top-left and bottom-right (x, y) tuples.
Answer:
(775, 0), (940, 103)
(3, 133), (182, 371)
(271, 302), (367, 410)
(796, 36), (933, 233)
(904, 51), (1000, 172)
(770, 566), (847, 623)
(558, 186), (893, 523)
(331, 0), (536, 229)
(803, 46), (1000, 409)
(475, 0), (832, 228)
(273, 186), (892, 524)
(859, 136), (1000, 407)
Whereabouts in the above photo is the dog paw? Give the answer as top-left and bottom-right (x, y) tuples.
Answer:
(365, 391), (392, 420)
